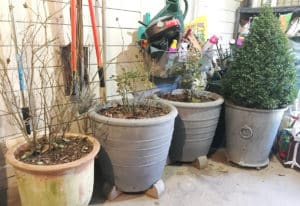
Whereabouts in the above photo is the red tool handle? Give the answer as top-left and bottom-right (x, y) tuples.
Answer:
(71, 0), (77, 71)
(88, 0), (102, 67)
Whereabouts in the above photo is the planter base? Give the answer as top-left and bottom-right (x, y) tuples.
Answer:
(146, 179), (165, 199)
(193, 156), (208, 169)
(107, 179), (165, 200)
(227, 154), (269, 170)
(168, 155), (209, 170)
(107, 186), (122, 201)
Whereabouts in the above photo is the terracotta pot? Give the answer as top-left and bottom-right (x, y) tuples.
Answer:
(6, 133), (100, 206)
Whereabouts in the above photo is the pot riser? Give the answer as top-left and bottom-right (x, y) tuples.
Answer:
(15, 161), (94, 206)
(225, 103), (285, 167)
(91, 117), (175, 192)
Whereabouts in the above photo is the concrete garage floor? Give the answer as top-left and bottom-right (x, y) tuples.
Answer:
(90, 149), (300, 206)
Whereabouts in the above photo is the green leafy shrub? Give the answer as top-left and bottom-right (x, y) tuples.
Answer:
(222, 6), (297, 109)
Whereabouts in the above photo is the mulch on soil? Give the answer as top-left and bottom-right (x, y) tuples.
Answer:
(98, 104), (169, 119)
(16, 135), (93, 165)
(160, 93), (215, 103)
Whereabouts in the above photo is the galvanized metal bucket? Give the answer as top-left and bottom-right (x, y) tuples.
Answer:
(225, 101), (286, 168)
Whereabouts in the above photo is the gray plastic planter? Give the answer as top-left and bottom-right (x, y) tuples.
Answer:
(159, 90), (224, 162)
(225, 101), (286, 168)
(88, 100), (177, 192)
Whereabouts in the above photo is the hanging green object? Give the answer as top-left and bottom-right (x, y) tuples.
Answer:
(138, 0), (188, 40)
(151, 0), (188, 33)
(138, 13), (151, 40)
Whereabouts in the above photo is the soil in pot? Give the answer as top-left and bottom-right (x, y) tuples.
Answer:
(98, 103), (169, 119)
(160, 92), (215, 103)
(16, 135), (94, 165)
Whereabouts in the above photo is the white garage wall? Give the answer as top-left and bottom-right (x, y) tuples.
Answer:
(185, 0), (242, 45)
(0, 0), (242, 139)
(0, 1), (242, 202)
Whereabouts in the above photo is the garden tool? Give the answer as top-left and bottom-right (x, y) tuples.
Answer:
(76, 0), (96, 113)
(88, 0), (106, 102)
(77, 0), (87, 91)
(62, 0), (89, 97)
(70, 0), (79, 101)
(9, 3), (31, 134)
(65, 0), (104, 108)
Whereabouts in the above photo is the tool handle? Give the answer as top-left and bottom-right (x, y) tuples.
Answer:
(9, 4), (26, 92)
(138, 20), (148, 27)
(88, 0), (102, 67)
(21, 107), (31, 135)
(71, 0), (77, 71)
(9, 3), (31, 135)
(98, 66), (105, 87)
(16, 54), (26, 91)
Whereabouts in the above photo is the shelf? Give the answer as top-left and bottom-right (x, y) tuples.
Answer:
(239, 6), (300, 14)
(234, 6), (300, 38)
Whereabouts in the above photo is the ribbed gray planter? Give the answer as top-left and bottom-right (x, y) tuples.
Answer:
(225, 101), (286, 168)
(159, 90), (224, 162)
(88, 100), (177, 192)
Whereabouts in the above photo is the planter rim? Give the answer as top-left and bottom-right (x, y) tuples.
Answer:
(88, 99), (178, 126)
(5, 133), (100, 174)
(158, 90), (224, 108)
(225, 101), (288, 113)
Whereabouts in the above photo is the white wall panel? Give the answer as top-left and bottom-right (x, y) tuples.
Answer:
(107, 0), (142, 11)
(0, 0), (241, 139)
(185, 0), (240, 46)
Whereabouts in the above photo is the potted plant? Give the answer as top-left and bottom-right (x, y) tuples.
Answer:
(205, 39), (236, 151)
(157, 42), (224, 167)
(222, 6), (297, 168)
(88, 55), (177, 196)
(1, 3), (100, 206)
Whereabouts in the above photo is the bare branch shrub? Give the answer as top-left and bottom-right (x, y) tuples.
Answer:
(0, 2), (85, 153)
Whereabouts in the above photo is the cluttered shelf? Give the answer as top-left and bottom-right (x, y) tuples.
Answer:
(234, 6), (300, 38)
(239, 5), (300, 14)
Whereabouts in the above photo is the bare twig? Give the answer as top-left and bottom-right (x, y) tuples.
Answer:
(0, 1), (84, 153)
